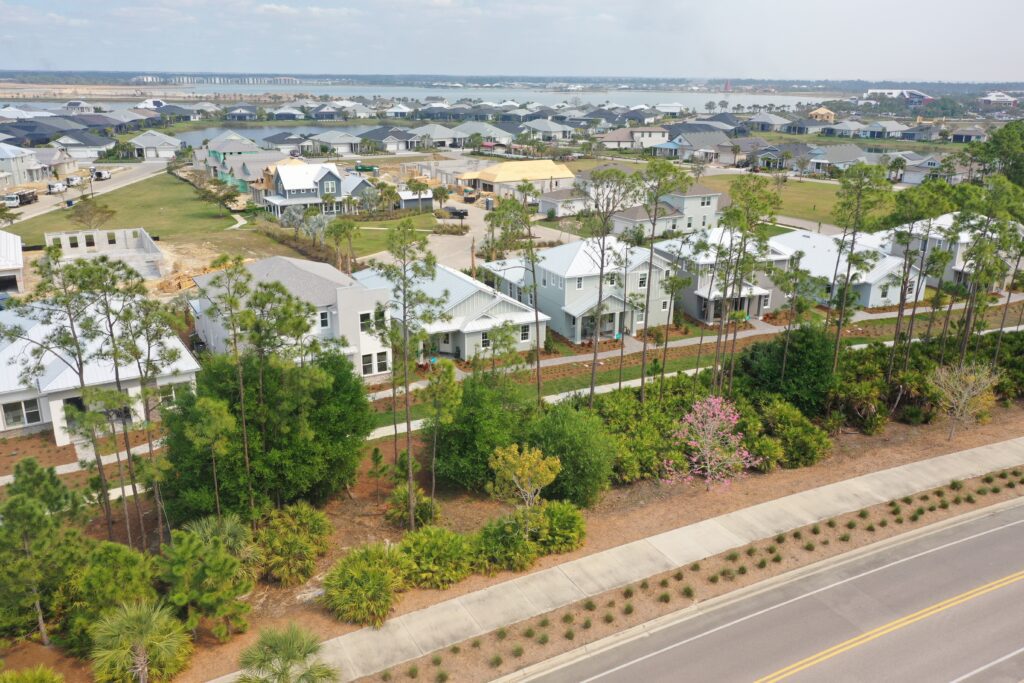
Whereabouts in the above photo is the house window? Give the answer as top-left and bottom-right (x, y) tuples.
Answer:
(362, 354), (374, 375)
(442, 332), (450, 345)
(701, 196), (712, 207)
(377, 352), (389, 373)
(576, 277), (583, 290)
(3, 399), (41, 428)
(687, 217), (693, 228)
(570, 316), (577, 325)
(68, 236), (79, 248)
(158, 383), (191, 404)
(481, 332), (491, 348)
(319, 311), (329, 328)
(881, 285), (889, 298)
(542, 272), (547, 287)
(636, 309), (645, 323)
(908, 280), (916, 294)
(323, 180), (336, 195)
(359, 312), (372, 332)
(661, 299), (668, 311)
(85, 234), (95, 247)
(702, 216), (707, 226)
(106, 232), (117, 245)
(527, 293), (534, 306)
(638, 273), (647, 289)
(520, 325), (530, 341)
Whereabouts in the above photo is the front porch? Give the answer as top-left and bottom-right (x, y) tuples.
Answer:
(695, 284), (771, 325)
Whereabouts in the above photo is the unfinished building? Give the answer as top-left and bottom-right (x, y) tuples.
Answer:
(44, 228), (165, 279)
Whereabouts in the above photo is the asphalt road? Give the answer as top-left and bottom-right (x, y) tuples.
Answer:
(529, 500), (1024, 683)
(10, 159), (168, 222)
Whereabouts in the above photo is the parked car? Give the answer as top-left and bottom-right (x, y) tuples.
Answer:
(65, 175), (83, 187)
(47, 182), (67, 195)
(444, 206), (469, 219)
(92, 169), (112, 181)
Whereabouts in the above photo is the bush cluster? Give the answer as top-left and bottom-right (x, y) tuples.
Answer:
(256, 502), (331, 587)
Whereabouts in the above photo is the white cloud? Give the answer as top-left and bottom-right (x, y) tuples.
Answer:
(255, 3), (299, 14)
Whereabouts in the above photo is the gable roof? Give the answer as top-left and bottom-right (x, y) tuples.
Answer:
(458, 159), (573, 184)
(275, 163), (341, 191)
(194, 256), (358, 308)
(534, 236), (665, 278)
(130, 130), (183, 148)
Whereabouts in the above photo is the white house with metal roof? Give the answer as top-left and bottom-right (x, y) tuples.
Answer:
(354, 264), (548, 361)
(484, 237), (671, 344)
(0, 230), (23, 293)
(0, 302), (200, 446)
(191, 256), (393, 380)
(611, 184), (729, 237)
(0, 143), (48, 185)
(129, 130), (184, 159)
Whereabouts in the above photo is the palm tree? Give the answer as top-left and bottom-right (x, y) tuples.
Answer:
(237, 626), (337, 683)
(238, 624), (338, 683)
(326, 218), (359, 273)
(378, 184), (400, 218)
(89, 602), (193, 683)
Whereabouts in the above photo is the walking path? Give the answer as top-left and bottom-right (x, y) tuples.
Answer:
(210, 436), (1024, 682)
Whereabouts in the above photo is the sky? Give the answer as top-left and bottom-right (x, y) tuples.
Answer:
(1, 0), (1021, 82)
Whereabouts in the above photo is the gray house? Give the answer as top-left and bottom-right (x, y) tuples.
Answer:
(484, 237), (673, 344)
(354, 264), (548, 361)
(654, 228), (790, 324)
(261, 163), (348, 216)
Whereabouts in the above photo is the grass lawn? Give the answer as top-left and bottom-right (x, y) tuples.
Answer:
(352, 213), (437, 257)
(11, 174), (235, 247)
(698, 174), (839, 225)
(762, 224), (793, 238)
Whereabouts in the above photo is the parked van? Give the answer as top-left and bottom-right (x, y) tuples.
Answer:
(47, 182), (67, 194)
(66, 175), (83, 187)
(92, 170), (112, 181)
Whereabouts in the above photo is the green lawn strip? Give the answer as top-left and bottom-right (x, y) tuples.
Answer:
(351, 213), (438, 256)
(699, 175), (839, 225)
(11, 174), (234, 247)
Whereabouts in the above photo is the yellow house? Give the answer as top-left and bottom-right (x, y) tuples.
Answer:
(458, 159), (575, 197)
(808, 107), (836, 123)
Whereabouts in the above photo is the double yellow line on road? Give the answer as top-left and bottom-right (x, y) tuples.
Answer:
(755, 568), (1024, 683)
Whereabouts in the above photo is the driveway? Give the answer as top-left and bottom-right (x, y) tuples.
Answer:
(9, 159), (169, 223)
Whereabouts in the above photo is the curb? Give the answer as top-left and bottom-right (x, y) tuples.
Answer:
(493, 494), (1024, 682)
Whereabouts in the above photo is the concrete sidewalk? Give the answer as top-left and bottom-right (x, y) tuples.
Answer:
(211, 436), (1024, 682)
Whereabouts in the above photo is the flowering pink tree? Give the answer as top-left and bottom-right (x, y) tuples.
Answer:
(678, 396), (759, 489)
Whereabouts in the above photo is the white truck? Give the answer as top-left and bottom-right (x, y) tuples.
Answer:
(47, 182), (67, 194)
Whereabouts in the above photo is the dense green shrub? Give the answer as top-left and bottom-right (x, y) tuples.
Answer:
(528, 403), (616, 507)
(736, 325), (835, 417)
(385, 484), (440, 528)
(53, 541), (157, 655)
(322, 544), (412, 627)
(399, 526), (473, 589)
(0, 666), (65, 683)
(256, 502), (331, 586)
(533, 501), (586, 554)
(435, 374), (536, 491)
(760, 398), (831, 468)
(593, 390), (685, 482)
(472, 515), (538, 574)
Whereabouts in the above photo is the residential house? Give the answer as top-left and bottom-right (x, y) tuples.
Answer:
(355, 264), (548, 361)
(822, 120), (867, 138)
(311, 104), (344, 120)
(262, 132), (313, 155)
(49, 130), (115, 161)
(344, 104), (374, 119)
(397, 190), (433, 211)
(597, 126), (668, 150)
(214, 150), (288, 194)
(0, 300), (199, 446)
(484, 236), (670, 344)
(261, 162), (349, 216)
(901, 154), (966, 186)
(611, 183), (728, 237)
(385, 103), (413, 118)
(746, 112), (791, 132)
(452, 121), (515, 145)
(807, 107), (836, 123)
(952, 126), (987, 143)
(750, 143), (818, 171)
(0, 143), (48, 185)
(457, 159), (574, 197)
(768, 230), (924, 309)
(805, 144), (870, 174)
(716, 137), (769, 166)
(309, 130), (363, 156)
(408, 123), (468, 148)
(196, 130), (263, 176)
(270, 106), (305, 121)
(979, 92), (1018, 107)
(224, 104), (259, 121)
(359, 126), (420, 153)
(783, 119), (827, 136)
(653, 130), (731, 161)
(32, 147), (77, 177)
(538, 188), (587, 218)
(863, 89), (933, 106)
(155, 105), (198, 122)
(654, 228), (790, 324)
(0, 230), (23, 292)
(129, 130), (184, 159)
(191, 256), (392, 381)
(521, 119), (574, 141)
(62, 100), (95, 115)
(863, 120), (909, 139)
(136, 98), (169, 110)
(901, 124), (944, 142)
(101, 109), (148, 129)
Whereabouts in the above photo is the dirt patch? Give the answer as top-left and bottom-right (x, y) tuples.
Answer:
(376, 469), (1024, 682)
